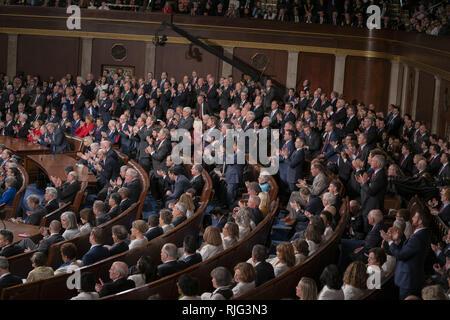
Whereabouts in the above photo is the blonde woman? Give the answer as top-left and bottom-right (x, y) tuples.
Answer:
(198, 226), (223, 261)
(268, 242), (296, 277)
(178, 193), (195, 218)
(221, 222), (239, 250)
(129, 220), (148, 250)
(232, 262), (256, 297)
(296, 277), (318, 300)
(159, 209), (174, 234)
(258, 191), (270, 217)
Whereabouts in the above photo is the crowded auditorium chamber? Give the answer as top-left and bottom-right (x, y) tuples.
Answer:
(0, 2), (449, 301)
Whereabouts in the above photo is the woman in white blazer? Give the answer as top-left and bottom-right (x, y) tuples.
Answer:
(342, 261), (368, 300)
(198, 226), (224, 261)
(268, 242), (296, 277)
(221, 222), (239, 250)
(318, 264), (345, 300)
(232, 262), (256, 298)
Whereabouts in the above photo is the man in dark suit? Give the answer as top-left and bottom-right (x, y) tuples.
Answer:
(93, 200), (111, 226)
(362, 117), (378, 148)
(131, 88), (147, 118)
(123, 168), (142, 204)
(42, 187), (59, 214)
(223, 148), (244, 210)
(18, 220), (65, 256)
(47, 122), (70, 154)
(355, 133), (370, 165)
(252, 96), (265, 124)
(268, 100), (283, 129)
(92, 118), (108, 143)
(210, 209), (229, 232)
(283, 137), (306, 192)
(381, 210), (431, 299)
(436, 153), (450, 187)
(106, 193), (122, 219)
(262, 79), (276, 112)
(165, 167), (192, 206)
(30, 105), (47, 123)
(427, 144), (442, 176)
(398, 143), (414, 176)
(73, 86), (86, 115)
(1, 112), (16, 137)
(339, 209), (387, 271)
(149, 128), (172, 172)
(82, 227), (110, 266)
(247, 195), (264, 226)
(356, 154), (388, 232)
(13, 114), (30, 139)
(386, 105), (402, 137)
(97, 90), (112, 125)
(180, 235), (202, 268)
(0, 230), (24, 257)
(157, 243), (187, 278)
(189, 164), (205, 196)
(0, 257), (22, 296)
(23, 194), (47, 226)
(344, 106), (359, 135)
(303, 126), (322, 159)
(108, 225), (129, 256)
(148, 98), (164, 121)
(332, 99), (347, 126)
(251, 244), (275, 287)
(145, 215), (164, 241)
(52, 171), (80, 204)
(178, 107), (194, 131)
(96, 261), (135, 297)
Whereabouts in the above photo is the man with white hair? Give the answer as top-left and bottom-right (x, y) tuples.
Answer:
(95, 261), (135, 298)
(42, 187), (59, 213)
(13, 113), (30, 139)
(338, 209), (387, 271)
(171, 202), (187, 227)
(46, 122), (71, 154)
(178, 107), (194, 131)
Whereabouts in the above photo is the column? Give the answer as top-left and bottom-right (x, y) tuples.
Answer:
(6, 34), (18, 79)
(333, 54), (347, 95)
(80, 37), (93, 79)
(285, 51), (299, 91)
(400, 64), (409, 117)
(144, 41), (156, 76)
(411, 68), (420, 120)
(431, 76), (441, 134)
(388, 60), (402, 106)
(221, 46), (234, 78)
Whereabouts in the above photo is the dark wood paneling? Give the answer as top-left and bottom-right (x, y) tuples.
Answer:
(16, 35), (80, 81)
(155, 43), (223, 81)
(437, 79), (450, 139)
(296, 52), (335, 95)
(404, 67), (416, 116)
(91, 39), (145, 79)
(343, 56), (391, 111)
(0, 34), (7, 75)
(232, 47), (287, 88)
(415, 71), (435, 129)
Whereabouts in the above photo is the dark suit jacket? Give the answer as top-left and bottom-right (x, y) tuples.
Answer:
(96, 212), (111, 226)
(151, 139), (172, 171)
(182, 253), (203, 268)
(438, 204), (450, 226)
(157, 260), (187, 278)
(167, 175), (192, 201)
(51, 126), (70, 154)
(57, 181), (80, 204)
(0, 244), (24, 257)
(344, 116), (359, 135)
(390, 228), (431, 291)
(25, 205), (47, 226)
(109, 241), (129, 256)
(255, 261), (275, 287)
(252, 207), (264, 226)
(362, 222), (387, 253)
(144, 226), (164, 241)
(360, 169), (387, 214)
(107, 206), (121, 220)
(44, 199), (59, 214)
(38, 233), (65, 255)
(398, 154), (414, 176)
(123, 179), (142, 204)
(190, 174), (205, 196)
(98, 277), (135, 298)
(82, 245), (110, 266)
(119, 198), (133, 213)
(0, 273), (23, 296)
(286, 148), (305, 183)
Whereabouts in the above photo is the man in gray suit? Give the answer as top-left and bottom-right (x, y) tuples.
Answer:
(178, 107), (194, 131)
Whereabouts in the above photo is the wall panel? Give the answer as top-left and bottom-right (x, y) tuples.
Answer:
(296, 52), (335, 95)
(437, 79), (450, 139)
(415, 71), (435, 129)
(343, 56), (391, 111)
(0, 34), (7, 75)
(16, 35), (80, 80)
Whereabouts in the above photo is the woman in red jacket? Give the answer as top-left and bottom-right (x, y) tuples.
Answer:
(75, 114), (95, 138)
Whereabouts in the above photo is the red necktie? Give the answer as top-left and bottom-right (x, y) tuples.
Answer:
(199, 104), (203, 120)
(401, 156), (406, 166)
(321, 133), (328, 153)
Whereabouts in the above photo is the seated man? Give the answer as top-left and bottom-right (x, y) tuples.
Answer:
(50, 171), (80, 204)
(82, 227), (110, 266)
(105, 225), (129, 256)
(106, 193), (122, 220)
(170, 202), (187, 228)
(19, 220), (65, 256)
(0, 230), (24, 257)
(165, 167), (192, 207)
(189, 164), (205, 196)
(16, 194), (47, 226)
(144, 215), (164, 241)
(0, 256), (22, 296)
(41, 187), (59, 214)
(179, 235), (202, 268)
(93, 200), (111, 226)
(95, 261), (135, 298)
(251, 244), (275, 287)
(157, 243), (187, 278)
(118, 187), (132, 213)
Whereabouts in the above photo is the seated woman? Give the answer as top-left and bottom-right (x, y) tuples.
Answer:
(221, 222), (239, 250)
(292, 238), (309, 265)
(296, 277), (318, 300)
(70, 272), (99, 300)
(318, 264), (344, 300)
(27, 252), (54, 282)
(54, 243), (83, 275)
(129, 220), (149, 250)
(159, 209), (174, 234)
(268, 242), (296, 277)
(367, 247), (388, 283)
(61, 211), (81, 240)
(320, 210), (334, 242)
(232, 262), (256, 298)
(234, 207), (255, 241)
(342, 261), (368, 300)
(75, 114), (95, 138)
(27, 120), (42, 143)
(177, 193), (195, 219)
(305, 220), (324, 255)
(198, 226), (224, 261)
(0, 176), (17, 206)
(79, 208), (97, 234)
(127, 256), (158, 287)
(258, 191), (270, 217)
